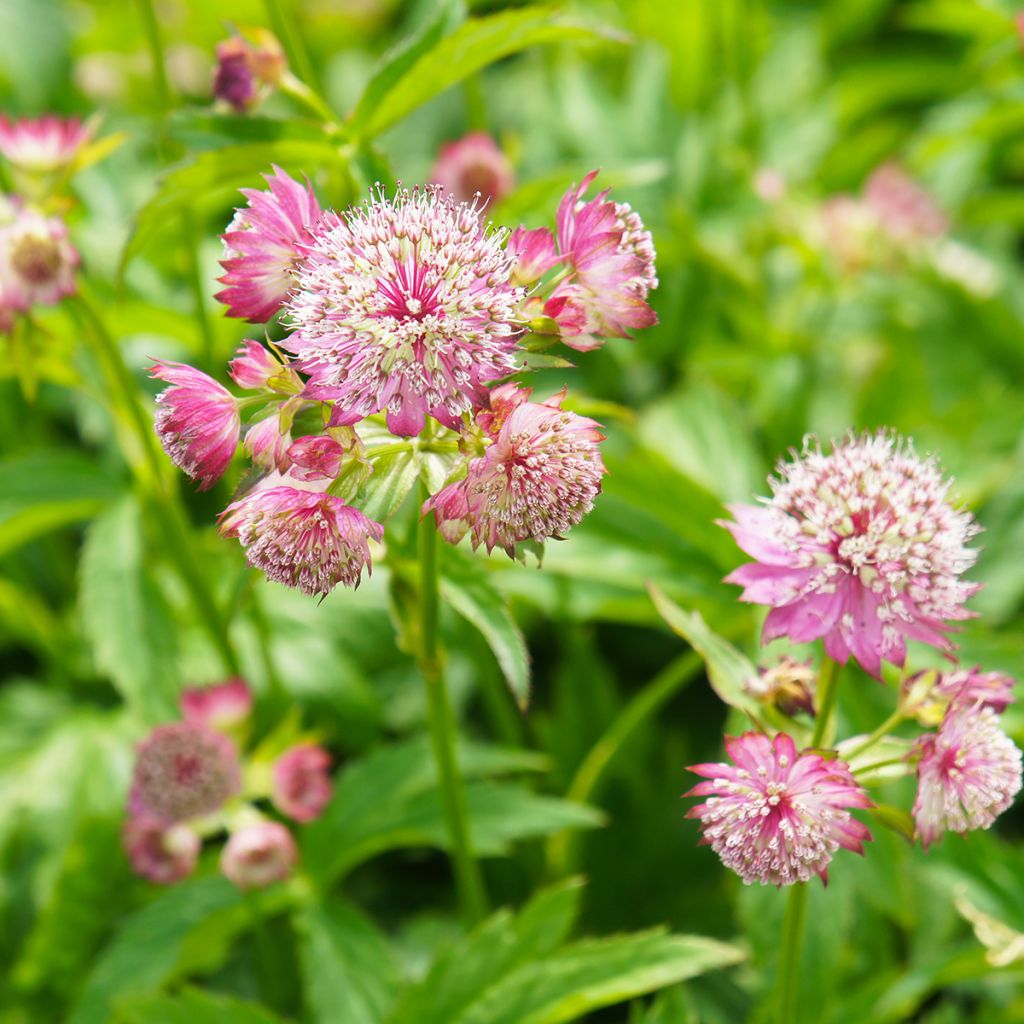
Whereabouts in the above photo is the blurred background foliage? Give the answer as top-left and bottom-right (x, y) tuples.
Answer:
(1, 0), (1024, 1021)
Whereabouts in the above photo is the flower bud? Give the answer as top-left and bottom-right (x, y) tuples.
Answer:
(221, 821), (298, 889)
(180, 678), (253, 733)
(272, 744), (333, 822)
(123, 816), (200, 885)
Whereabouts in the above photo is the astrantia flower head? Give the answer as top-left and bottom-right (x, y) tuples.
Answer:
(722, 432), (980, 678)
(219, 484), (384, 596)
(423, 385), (605, 556)
(431, 132), (515, 206)
(744, 656), (816, 718)
(213, 30), (286, 113)
(903, 665), (1015, 726)
(221, 821), (298, 889)
(686, 732), (872, 886)
(272, 743), (333, 822)
(151, 361), (240, 491)
(913, 704), (1022, 849)
(0, 114), (93, 174)
(0, 207), (79, 309)
(217, 166), (322, 322)
(180, 678), (253, 733)
(864, 164), (947, 243)
(130, 722), (242, 824)
(123, 816), (200, 885)
(284, 184), (523, 436)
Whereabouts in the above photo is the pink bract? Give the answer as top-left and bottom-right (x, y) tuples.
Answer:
(221, 821), (298, 889)
(122, 816), (200, 885)
(913, 704), (1022, 849)
(244, 412), (293, 473)
(216, 166), (322, 323)
(423, 386), (605, 556)
(431, 132), (515, 206)
(283, 184), (523, 436)
(507, 226), (560, 286)
(219, 485), (384, 596)
(686, 732), (872, 886)
(229, 339), (285, 390)
(0, 207), (79, 309)
(286, 435), (344, 481)
(272, 743), (333, 822)
(0, 114), (93, 172)
(151, 361), (240, 491)
(722, 433), (980, 678)
(180, 678), (253, 732)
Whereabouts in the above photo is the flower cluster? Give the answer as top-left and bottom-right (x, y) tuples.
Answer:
(212, 28), (287, 113)
(152, 165), (657, 594)
(686, 431), (1021, 887)
(123, 679), (333, 888)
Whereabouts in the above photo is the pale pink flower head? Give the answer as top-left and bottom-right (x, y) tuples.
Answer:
(686, 732), (872, 886)
(913, 704), (1022, 849)
(722, 433), (980, 678)
(865, 164), (947, 243)
(284, 184), (523, 436)
(431, 132), (515, 206)
(151, 361), (240, 491)
(272, 743), (333, 822)
(221, 821), (298, 889)
(180, 678), (253, 732)
(0, 208), (79, 309)
(423, 386), (605, 556)
(0, 114), (93, 174)
(286, 435), (344, 481)
(507, 226), (560, 286)
(122, 816), (200, 885)
(130, 722), (242, 824)
(753, 167), (786, 203)
(219, 485), (384, 596)
(216, 166), (322, 323)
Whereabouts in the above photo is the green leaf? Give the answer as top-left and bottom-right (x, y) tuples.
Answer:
(79, 497), (179, 721)
(360, 449), (421, 521)
(440, 566), (531, 710)
(353, 8), (625, 139)
(115, 987), (285, 1024)
(297, 900), (405, 1024)
(0, 449), (123, 557)
(166, 110), (333, 150)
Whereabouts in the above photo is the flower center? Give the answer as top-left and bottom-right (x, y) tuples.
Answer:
(11, 233), (61, 283)
(375, 259), (443, 323)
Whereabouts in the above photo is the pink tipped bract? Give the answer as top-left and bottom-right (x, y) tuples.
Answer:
(686, 732), (872, 886)
(0, 114), (93, 172)
(722, 433), (980, 678)
(221, 821), (298, 889)
(273, 743), (333, 822)
(180, 678), (253, 732)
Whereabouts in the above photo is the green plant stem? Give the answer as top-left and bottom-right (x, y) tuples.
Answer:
(416, 479), (488, 925)
(844, 708), (905, 762)
(853, 755), (908, 778)
(263, 0), (319, 91)
(279, 73), (339, 126)
(548, 650), (703, 875)
(776, 881), (808, 1023)
(135, 0), (171, 112)
(182, 213), (216, 369)
(74, 291), (240, 677)
(810, 655), (839, 748)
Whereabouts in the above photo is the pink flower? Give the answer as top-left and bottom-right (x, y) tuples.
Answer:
(430, 132), (515, 206)
(722, 433), (980, 678)
(122, 816), (200, 885)
(508, 227), (560, 286)
(686, 732), (872, 886)
(549, 170), (657, 350)
(286, 435), (344, 481)
(0, 207), (79, 308)
(151, 361), (240, 491)
(221, 821), (298, 889)
(213, 31), (286, 113)
(904, 666), (1016, 725)
(228, 339), (288, 390)
(0, 114), (94, 173)
(129, 722), (242, 824)
(423, 386), (605, 556)
(913, 704), (1022, 849)
(284, 184), (523, 436)
(272, 744), (333, 822)
(244, 412), (292, 472)
(216, 166), (322, 323)
(219, 485), (383, 596)
(864, 164), (947, 243)
(180, 678), (253, 732)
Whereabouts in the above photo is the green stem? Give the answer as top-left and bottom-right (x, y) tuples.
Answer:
(844, 708), (904, 763)
(548, 650), (703, 875)
(279, 73), (339, 126)
(135, 0), (172, 112)
(776, 881), (808, 1023)
(263, 0), (319, 91)
(417, 479), (488, 924)
(809, 656), (840, 748)
(182, 213), (216, 369)
(853, 755), (908, 778)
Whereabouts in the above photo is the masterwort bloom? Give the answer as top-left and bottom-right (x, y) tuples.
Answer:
(902, 665), (1016, 725)
(285, 184), (523, 436)
(213, 29), (287, 113)
(130, 722), (242, 824)
(913, 704), (1022, 849)
(122, 816), (200, 885)
(180, 678), (253, 732)
(217, 166), (322, 322)
(423, 384), (605, 556)
(864, 164), (947, 243)
(0, 114), (93, 173)
(219, 484), (384, 596)
(431, 132), (515, 206)
(686, 732), (872, 886)
(722, 433), (980, 677)
(151, 361), (240, 491)
(272, 743), (333, 822)
(0, 207), (79, 309)
(221, 821), (298, 889)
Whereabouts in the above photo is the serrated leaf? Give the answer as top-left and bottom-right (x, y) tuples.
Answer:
(360, 449), (421, 521)
(297, 900), (405, 1024)
(79, 497), (179, 721)
(115, 987), (285, 1024)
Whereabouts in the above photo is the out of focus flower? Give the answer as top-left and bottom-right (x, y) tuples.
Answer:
(221, 820), (298, 889)
(123, 816), (200, 884)
(151, 361), (241, 491)
(285, 184), (522, 436)
(821, 196), (879, 272)
(130, 722), (242, 824)
(272, 743), (333, 822)
(430, 132), (515, 206)
(722, 432), (979, 678)
(219, 485), (383, 596)
(913, 704), (1022, 849)
(753, 167), (786, 203)
(744, 656), (816, 717)
(213, 29), (287, 113)
(902, 666), (1015, 726)
(217, 166), (322, 323)
(0, 114), (94, 174)
(0, 207), (79, 309)
(508, 226), (560, 286)
(864, 164), (947, 243)
(423, 384), (605, 556)
(180, 678), (253, 732)
(686, 731), (872, 886)
(932, 239), (999, 298)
